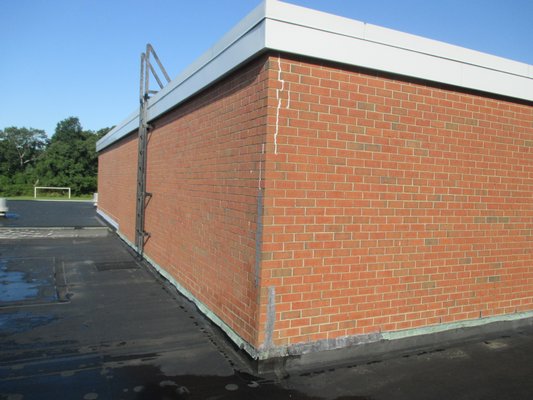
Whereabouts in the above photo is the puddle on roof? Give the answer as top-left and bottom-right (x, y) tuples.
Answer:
(0, 311), (56, 336)
(64, 363), (340, 400)
(2, 212), (20, 220)
(0, 260), (40, 302)
(0, 259), (58, 306)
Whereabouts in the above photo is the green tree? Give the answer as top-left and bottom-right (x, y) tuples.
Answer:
(51, 117), (83, 143)
(0, 127), (48, 196)
(34, 117), (111, 195)
(1, 119), (111, 197)
(0, 127), (48, 174)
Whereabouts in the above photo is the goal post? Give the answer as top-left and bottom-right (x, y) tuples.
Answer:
(34, 186), (71, 199)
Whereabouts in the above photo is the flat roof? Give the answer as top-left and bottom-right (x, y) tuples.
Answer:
(97, 0), (533, 152)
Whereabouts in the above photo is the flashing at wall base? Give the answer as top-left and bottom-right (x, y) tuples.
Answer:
(103, 222), (533, 368)
(96, 208), (119, 231)
(256, 313), (533, 374)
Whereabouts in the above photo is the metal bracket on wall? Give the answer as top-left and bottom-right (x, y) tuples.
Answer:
(135, 44), (170, 256)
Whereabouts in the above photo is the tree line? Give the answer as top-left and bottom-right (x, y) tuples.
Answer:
(0, 117), (111, 197)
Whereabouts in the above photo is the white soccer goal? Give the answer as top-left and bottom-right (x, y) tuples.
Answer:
(34, 186), (71, 199)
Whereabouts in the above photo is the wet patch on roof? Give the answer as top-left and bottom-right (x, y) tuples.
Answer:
(0, 258), (64, 306)
(0, 312), (57, 336)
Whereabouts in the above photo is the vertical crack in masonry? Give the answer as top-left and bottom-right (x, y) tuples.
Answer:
(258, 143), (264, 190)
(274, 56), (290, 155)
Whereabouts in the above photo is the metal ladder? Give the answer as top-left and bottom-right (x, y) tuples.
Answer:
(135, 44), (170, 256)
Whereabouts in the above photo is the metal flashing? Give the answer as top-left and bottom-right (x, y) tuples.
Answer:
(96, 208), (119, 231)
(112, 227), (260, 359)
(97, 1), (269, 152)
(97, 0), (533, 151)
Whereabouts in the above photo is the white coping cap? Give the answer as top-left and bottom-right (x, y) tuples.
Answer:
(97, 0), (533, 152)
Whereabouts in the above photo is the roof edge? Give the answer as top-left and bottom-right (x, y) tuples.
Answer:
(264, 0), (533, 101)
(97, 1), (269, 152)
(98, 0), (533, 152)
(265, 1), (532, 80)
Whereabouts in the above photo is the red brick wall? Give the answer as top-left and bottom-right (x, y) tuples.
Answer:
(259, 55), (533, 349)
(99, 52), (533, 357)
(97, 133), (138, 242)
(138, 56), (270, 345)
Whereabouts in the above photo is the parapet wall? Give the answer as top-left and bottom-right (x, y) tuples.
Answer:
(99, 52), (533, 360)
(256, 54), (533, 357)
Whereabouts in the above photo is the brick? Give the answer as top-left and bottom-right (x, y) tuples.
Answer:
(100, 53), (533, 355)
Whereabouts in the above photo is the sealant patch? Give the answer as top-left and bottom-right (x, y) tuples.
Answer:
(483, 340), (509, 350)
(95, 261), (139, 271)
(225, 383), (239, 391)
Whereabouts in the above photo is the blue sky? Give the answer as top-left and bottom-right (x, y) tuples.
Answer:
(2, 0), (532, 137)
